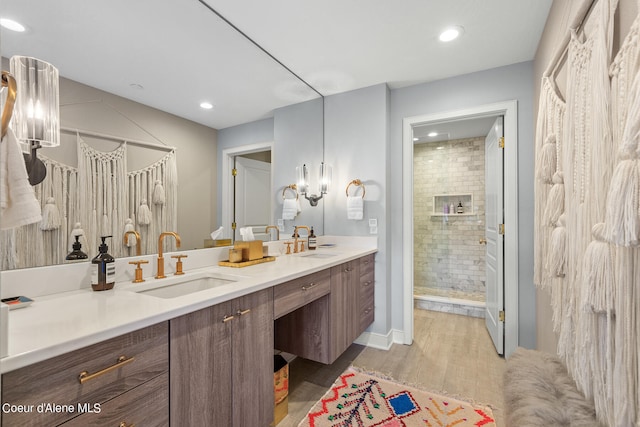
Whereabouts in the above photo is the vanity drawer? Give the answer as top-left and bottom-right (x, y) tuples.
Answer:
(1, 322), (168, 427)
(274, 269), (331, 319)
(63, 372), (168, 426)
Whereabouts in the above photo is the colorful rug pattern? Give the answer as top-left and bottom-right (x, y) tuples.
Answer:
(299, 368), (496, 427)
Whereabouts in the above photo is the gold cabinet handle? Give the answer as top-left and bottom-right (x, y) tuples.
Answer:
(301, 283), (317, 291)
(363, 281), (373, 287)
(222, 314), (235, 323)
(479, 238), (487, 245)
(364, 308), (372, 314)
(236, 308), (251, 316)
(78, 355), (135, 384)
(119, 422), (135, 427)
(344, 267), (353, 272)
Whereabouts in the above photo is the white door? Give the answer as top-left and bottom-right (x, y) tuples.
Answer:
(235, 156), (271, 241)
(484, 116), (505, 355)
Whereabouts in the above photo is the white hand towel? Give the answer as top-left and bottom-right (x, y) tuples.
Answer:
(240, 227), (255, 241)
(282, 198), (298, 220)
(0, 128), (42, 230)
(347, 196), (364, 220)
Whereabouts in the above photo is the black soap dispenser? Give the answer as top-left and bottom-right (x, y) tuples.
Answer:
(308, 226), (317, 250)
(65, 235), (88, 263)
(91, 236), (115, 291)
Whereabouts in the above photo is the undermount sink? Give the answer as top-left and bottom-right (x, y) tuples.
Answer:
(131, 271), (245, 299)
(299, 253), (338, 259)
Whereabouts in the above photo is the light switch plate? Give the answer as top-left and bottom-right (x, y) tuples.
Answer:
(369, 218), (377, 227)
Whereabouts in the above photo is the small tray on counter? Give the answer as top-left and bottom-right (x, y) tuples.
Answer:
(218, 256), (276, 268)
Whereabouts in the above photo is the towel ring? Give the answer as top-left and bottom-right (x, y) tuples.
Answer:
(346, 179), (366, 198)
(1, 71), (17, 140)
(282, 184), (299, 200)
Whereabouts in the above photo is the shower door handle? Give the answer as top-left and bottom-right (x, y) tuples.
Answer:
(479, 238), (487, 245)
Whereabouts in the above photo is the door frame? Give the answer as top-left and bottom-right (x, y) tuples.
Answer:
(221, 142), (274, 241)
(402, 100), (519, 357)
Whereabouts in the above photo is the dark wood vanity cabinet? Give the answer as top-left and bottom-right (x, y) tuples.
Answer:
(275, 254), (375, 365)
(170, 288), (274, 427)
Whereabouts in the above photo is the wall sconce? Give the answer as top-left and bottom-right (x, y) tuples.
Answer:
(296, 162), (332, 206)
(10, 56), (60, 185)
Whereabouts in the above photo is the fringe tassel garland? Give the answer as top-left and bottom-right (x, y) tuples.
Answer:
(537, 134), (557, 184)
(604, 158), (640, 246)
(137, 199), (152, 225)
(547, 213), (567, 278)
(544, 172), (565, 226)
(153, 180), (165, 205)
(583, 223), (615, 313)
(40, 197), (61, 231)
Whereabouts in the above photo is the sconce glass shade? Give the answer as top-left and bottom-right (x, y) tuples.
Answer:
(319, 162), (332, 194)
(10, 56), (60, 147)
(296, 164), (310, 194)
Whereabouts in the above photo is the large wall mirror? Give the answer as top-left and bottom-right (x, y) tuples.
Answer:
(1, 0), (322, 269)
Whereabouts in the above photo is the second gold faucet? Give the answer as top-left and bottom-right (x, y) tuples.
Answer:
(156, 231), (181, 279)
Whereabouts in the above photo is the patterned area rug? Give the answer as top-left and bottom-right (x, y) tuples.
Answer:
(298, 368), (496, 427)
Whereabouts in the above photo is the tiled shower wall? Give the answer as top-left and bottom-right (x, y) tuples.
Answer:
(413, 136), (486, 301)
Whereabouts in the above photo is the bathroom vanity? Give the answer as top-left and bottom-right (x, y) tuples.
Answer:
(0, 237), (376, 426)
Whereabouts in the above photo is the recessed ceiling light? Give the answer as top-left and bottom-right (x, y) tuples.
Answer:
(200, 102), (214, 110)
(428, 132), (438, 137)
(413, 137), (419, 142)
(436, 146), (444, 150)
(0, 18), (26, 32)
(439, 26), (463, 42)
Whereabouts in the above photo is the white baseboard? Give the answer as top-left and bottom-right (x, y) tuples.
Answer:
(354, 329), (405, 350)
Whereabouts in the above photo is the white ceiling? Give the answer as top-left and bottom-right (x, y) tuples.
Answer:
(1, 0), (552, 130)
(413, 116), (499, 144)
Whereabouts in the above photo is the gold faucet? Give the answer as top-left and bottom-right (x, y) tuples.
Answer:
(123, 230), (141, 256)
(293, 226), (310, 253)
(156, 231), (181, 279)
(265, 225), (279, 241)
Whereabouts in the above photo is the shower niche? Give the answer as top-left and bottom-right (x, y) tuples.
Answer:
(431, 193), (474, 216)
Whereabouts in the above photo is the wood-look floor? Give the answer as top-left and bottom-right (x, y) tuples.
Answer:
(276, 308), (506, 427)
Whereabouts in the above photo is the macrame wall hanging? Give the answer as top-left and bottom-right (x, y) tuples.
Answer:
(534, 0), (640, 425)
(0, 132), (178, 269)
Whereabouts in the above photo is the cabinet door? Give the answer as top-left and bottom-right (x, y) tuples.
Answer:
(170, 301), (233, 427)
(232, 288), (274, 427)
(359, 254), (375, 335)
(330, 260), (359, 362)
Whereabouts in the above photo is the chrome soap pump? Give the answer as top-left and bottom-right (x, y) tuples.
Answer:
(91, 236), (115, 291)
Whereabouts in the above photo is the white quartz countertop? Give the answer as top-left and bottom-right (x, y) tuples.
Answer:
(1, 239), (376, 374)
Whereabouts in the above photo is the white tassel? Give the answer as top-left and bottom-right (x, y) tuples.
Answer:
(604, 159), (640, 246)
(543, 172), (564, 226)
(547, 213), (566, 277)
(124, 218), (136, 247)
(40, 197), (61, 231)
(537, 134), (557, 184)
(69, 222), (88, 252)
(583, 223), (615, 314)
(137, 199), (152, 225)
(152, 180), (165, 205)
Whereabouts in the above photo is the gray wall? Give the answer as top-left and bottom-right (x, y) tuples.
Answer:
(390, 61), (537, 349)
(324, 83), (390, 336)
